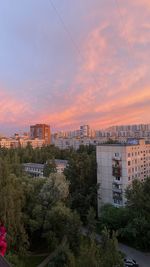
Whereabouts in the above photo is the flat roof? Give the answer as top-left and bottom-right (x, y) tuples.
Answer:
(22, 163), (44, 168)
(97, 140), (150, 147)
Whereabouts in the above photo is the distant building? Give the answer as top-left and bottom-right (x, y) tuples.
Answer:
(0, 138), (19, 149)
(80, 125), (90, 138)
(30, 124), (51, 145)
(19, 138), (45, 148)
(97, 139), (150, 214)
(22, 163), (44, 177)
(23, 159), (68, 177)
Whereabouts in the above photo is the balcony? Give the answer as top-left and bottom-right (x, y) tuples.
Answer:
(113, 192), (123, 201)
(112, 187), (122, 193)
(112, 156), (121, 161)
(112, 165), (122, 177)
(113, 178), (122, 185)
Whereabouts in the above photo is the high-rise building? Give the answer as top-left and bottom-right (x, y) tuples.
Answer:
(30, 124), (51, 145)
(96, 139), (150, 215)
(80, 125), (90, 138)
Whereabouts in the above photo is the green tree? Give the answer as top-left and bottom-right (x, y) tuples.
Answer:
(64, 149), (98, 221)
(44, 203), (81, 253)
(100, 228), (123, 267)
(48, 244), (76, 267)
(43, 159), (57, 177)
(0, 158), (28, 254)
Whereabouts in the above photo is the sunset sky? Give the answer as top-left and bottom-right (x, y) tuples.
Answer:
(0, 0), (150, 134)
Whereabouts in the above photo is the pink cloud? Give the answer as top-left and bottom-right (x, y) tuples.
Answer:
(0, 88), (32, 124)
(1, 0), (150, 132)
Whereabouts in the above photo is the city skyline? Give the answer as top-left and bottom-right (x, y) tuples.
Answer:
(0, 0), (150, 135)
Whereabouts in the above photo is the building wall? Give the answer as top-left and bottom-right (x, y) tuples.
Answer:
(97, 140), (150, 215)
(30, 124), (51, 145)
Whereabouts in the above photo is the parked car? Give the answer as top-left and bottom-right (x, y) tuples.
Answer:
(124, 258), (139, 267)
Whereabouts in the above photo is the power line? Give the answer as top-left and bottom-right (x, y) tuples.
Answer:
(48, 0), (102, 91)
(114, 0), (135, 57)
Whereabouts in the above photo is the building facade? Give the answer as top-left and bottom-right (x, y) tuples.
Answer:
(97, 139), (150, 214)
(23, 160), (68, 177)
(30, 124), (51, 145)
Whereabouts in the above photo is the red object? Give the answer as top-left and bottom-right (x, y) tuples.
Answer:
(0, 225), (7, 257)
(0, 240), (7, 256)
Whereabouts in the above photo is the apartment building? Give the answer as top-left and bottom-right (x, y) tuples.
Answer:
(80, 125), (90, 138)
(97, 139), (150, 214)
(19, 138), (45, 148)
(30, 124), (51, 145)
(0, 138), (19, 148)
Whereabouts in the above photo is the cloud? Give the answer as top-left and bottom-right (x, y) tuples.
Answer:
(0, 88), (32, 124)
(0, 0), (150, 132)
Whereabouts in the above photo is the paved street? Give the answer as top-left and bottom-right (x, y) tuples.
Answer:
(119, 243), (150, 267)
(82, 229), (150, 267)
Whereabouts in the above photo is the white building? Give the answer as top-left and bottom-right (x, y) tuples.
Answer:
(23, 160), (68, 177)
(22, 163), (44, 177)
(97, 139), (150, 214)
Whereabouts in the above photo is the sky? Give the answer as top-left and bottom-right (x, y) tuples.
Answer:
(0, 0), (150, 135)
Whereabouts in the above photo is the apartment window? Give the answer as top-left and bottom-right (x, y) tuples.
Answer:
(128, 161), (131, 166)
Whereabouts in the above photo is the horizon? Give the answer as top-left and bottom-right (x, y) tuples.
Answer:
(1, 122), (150, 138)
(0, 0), (150, 135)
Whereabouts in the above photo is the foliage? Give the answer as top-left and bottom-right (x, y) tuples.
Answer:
(0, 158), (28, 254)
(99, 178), (150, 250)
(48, 244), (76, 267)
(99, 204), (129, 231)
(43, 159), (57, 177)
(100, 228), (123, 267)
(76, 229), (123, 267)
(6, 253), (45, 267)
(0, 144), (124, 267)
(64, 146), (98, 221)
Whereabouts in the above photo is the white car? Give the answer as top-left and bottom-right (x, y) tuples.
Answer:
(124, 258), (139, 267)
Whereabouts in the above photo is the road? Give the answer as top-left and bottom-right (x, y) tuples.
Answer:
(82, 229), (150, 267)
(118, 243), (150, 267)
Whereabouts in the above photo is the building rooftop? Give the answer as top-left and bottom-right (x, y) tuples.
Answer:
(22, 163), (44, 168)
(97, 139), (150, 147)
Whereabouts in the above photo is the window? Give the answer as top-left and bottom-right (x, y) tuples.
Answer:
(128, 161), (131, 166)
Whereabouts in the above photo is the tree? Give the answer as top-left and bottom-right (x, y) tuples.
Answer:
(64, 149), (98, 221)
(43, 159), (57, 177)
(25, 173), (70, 251)
(0, 158), (28, 254)
(76, 230), (123, 267)
(121, 178), (150, 250)
(48, 244), (76, 267)
(100, 228), (123, 267)
(99, 178), (150, 250)
(86, 207), (97, 235)
(99, 204), (129, 232)
(43, 203), (81, 253)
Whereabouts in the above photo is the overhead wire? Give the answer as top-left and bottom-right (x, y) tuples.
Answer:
(114, 0), (135, 59)
(48, 0), (102, 92)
